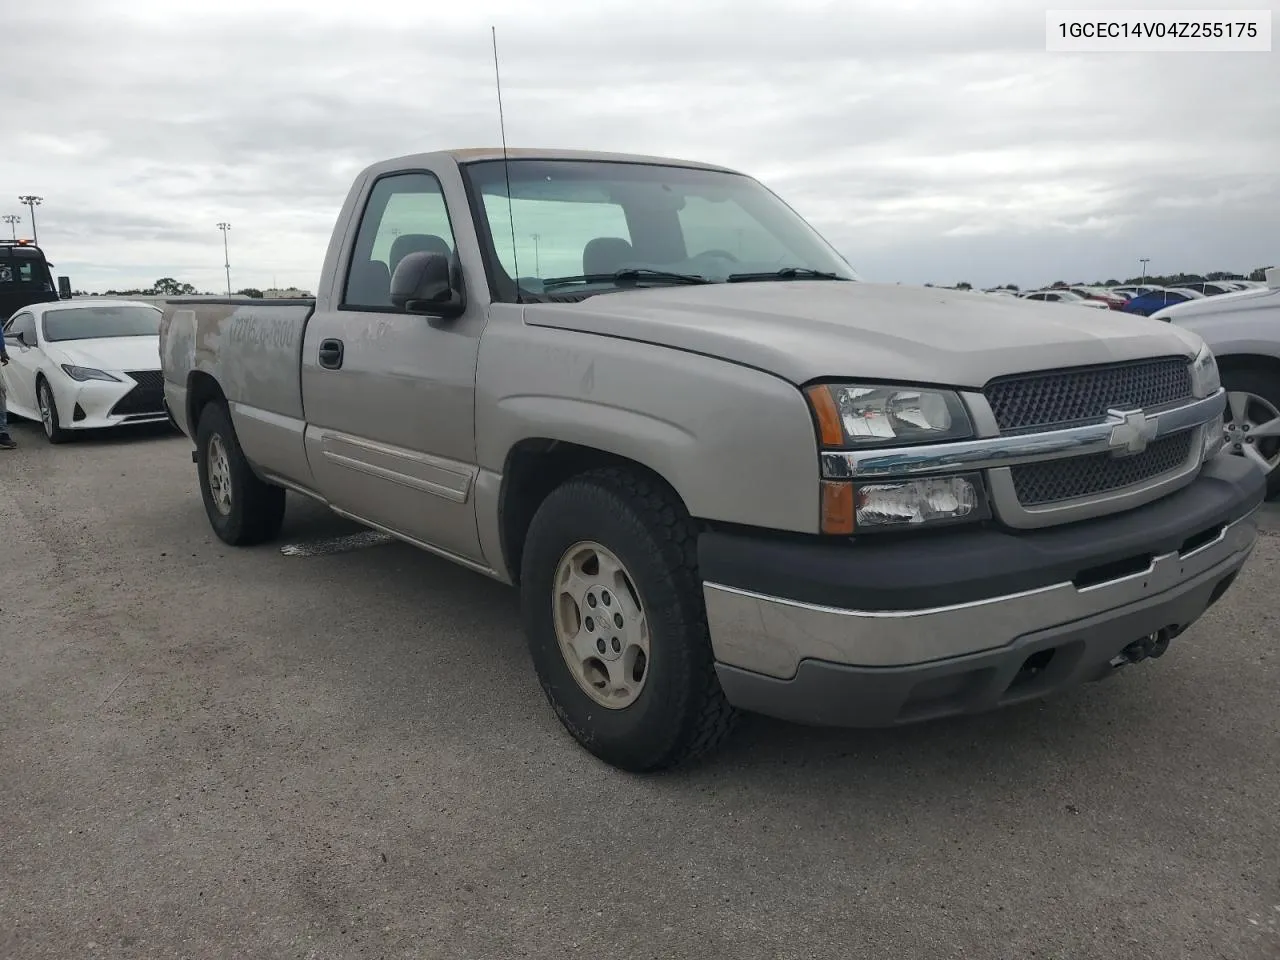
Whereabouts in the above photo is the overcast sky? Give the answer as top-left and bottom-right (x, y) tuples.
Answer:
(2, 0), (1277, 294)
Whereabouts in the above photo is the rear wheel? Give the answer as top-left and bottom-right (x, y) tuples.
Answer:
(519, 467), (737, 772)
(1221, 367), (1280, 499)
(37, 378), (68, 444)
(194, 402), (286, 545)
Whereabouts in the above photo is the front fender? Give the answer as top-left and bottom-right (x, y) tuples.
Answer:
(476, 314), (823, 534)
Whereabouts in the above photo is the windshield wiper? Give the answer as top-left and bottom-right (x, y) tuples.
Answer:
(726, 267), (849, 283)
(541, 268), (711, 289)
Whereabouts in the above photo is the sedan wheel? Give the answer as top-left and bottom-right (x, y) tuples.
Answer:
(1220, 367), (1280, 499)
(37, 379), (67, 444)
(1225, 392), (1280, 473)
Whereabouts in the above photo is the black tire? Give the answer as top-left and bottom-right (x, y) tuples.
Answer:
(1221, 366), (1280, 500)
(194, 401), (286, 545)
(519, 467), (738, 772)
(37, 377), (68, 444)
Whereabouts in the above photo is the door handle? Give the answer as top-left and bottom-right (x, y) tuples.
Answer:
(318, 338), (344, 370)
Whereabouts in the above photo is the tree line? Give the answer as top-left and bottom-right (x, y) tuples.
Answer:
(81, 277), (271, 298)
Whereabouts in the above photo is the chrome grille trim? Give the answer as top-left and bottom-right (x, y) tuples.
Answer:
(819, 389), (1225, 480)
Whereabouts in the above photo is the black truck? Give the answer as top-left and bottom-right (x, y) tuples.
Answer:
(0, 240), (68, 319)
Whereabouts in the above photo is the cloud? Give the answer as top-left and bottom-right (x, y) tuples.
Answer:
(1, 0), (1276, 294)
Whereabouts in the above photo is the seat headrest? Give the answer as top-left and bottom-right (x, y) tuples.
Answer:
(346, 258), (391, 306)
(583, 237), (634, 276)
(390, 233), (452, 273)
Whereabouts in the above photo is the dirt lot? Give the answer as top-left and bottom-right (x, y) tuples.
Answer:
(2, 419), (1279, 960)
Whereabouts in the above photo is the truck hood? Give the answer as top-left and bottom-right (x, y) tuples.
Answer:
(523, 281), (1202, 387)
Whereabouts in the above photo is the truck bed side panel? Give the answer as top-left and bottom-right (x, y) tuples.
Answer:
(160, 298), (315, 490)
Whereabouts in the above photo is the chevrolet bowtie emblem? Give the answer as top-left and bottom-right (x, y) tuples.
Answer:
(1107, 408), (1157, 457)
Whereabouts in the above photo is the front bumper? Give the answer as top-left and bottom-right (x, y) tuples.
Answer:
(699, 453), (1265, 727)
(54, 371), (168, 429)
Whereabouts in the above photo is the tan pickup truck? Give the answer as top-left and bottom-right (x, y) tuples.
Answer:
(159, 148), (1265, 771)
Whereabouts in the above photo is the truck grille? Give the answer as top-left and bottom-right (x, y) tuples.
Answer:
(109, 370), (166, 416)
(985, 357), (1193, 433)
(1011, 430), (1196, 506)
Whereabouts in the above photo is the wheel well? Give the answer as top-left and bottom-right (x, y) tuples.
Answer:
(498, 440), (688, 585)
(1215, 352), (1280, 383)
(186, 371), (228, 433)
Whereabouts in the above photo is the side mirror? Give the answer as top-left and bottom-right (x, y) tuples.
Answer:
(16, 331), (32, 347)
(58, 276), (73, 298)
(389, 251), (465, 318)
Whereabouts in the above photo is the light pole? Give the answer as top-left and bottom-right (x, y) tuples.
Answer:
(1139, 258), (1150, 284)
(217, 222), (232, 297)
(1, 214), (18, 240)
(18, 196), (42, 245)
(530, 233), (540, 275)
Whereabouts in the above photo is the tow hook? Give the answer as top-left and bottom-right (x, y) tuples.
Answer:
(1111, 626), (1179, 667)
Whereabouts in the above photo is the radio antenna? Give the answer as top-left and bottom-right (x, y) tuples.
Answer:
(492, 26), (522, 301)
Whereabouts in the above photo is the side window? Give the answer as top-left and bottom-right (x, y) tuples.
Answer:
(9, 313), (36, 342)
(342, 172), (456, 310)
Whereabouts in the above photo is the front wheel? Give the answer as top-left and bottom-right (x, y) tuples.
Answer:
(1221, 367), (1280, 500)
(519, 468), (737, 772)
(194, 402), (286, 545)
(37, 378), (68, 444)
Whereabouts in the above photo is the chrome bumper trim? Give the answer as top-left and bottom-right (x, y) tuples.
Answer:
(820, 388), (1226, 480)
(702, 507), (1256, 678)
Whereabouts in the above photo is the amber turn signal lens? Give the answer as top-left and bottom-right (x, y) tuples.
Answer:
(805, 385), (844, 447)
(820, 480), (855, 535)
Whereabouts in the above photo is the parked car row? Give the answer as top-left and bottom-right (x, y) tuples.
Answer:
(989, 280), (1267, 313)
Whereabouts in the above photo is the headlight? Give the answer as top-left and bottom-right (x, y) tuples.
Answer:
(61, 364), (120, 382)
(804, 383), (974, 448)
(1189, 345), (1220, 398)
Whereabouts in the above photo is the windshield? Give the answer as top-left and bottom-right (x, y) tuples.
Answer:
(42, 305), (161, 342)
(461, 159), (859, 301)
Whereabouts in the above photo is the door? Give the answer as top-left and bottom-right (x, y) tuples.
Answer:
(2, 312), (41, 414)
(300, 169), (488, 565)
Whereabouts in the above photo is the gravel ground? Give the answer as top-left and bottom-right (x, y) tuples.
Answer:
(2, 420), (1278, 960)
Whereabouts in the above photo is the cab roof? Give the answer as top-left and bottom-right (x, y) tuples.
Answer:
(361, 147), (743, 179)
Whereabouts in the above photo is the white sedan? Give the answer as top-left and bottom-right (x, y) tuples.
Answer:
(1018, 289), (1111, 309)
(1, 298), (169, 443)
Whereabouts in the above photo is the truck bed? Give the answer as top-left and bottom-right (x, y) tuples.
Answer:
(159, 296), (317, 461)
